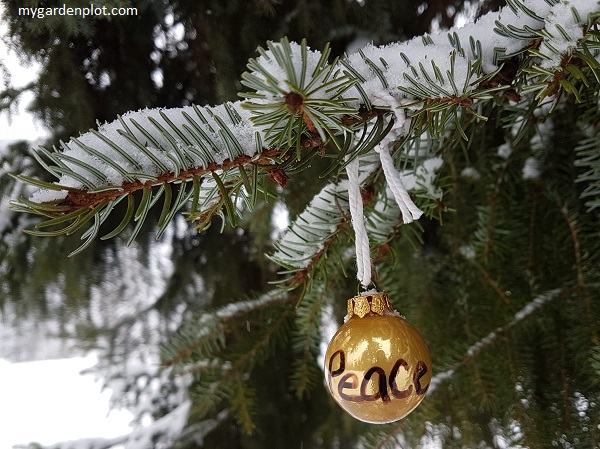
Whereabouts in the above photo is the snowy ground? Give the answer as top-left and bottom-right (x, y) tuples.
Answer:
(0, 353), (133, 449)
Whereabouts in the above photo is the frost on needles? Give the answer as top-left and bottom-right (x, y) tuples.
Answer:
(10, 0), (600, 260)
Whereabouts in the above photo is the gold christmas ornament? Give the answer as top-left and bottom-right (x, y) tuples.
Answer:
(324, 292), (432, 424)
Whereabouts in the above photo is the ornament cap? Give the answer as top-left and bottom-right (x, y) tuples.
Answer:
(347, 291), (397, 319)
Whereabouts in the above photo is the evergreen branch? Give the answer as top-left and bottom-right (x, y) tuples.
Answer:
(229, 302), (293, 375)
(429, 288), (564, 392)
(12, 104), (381, 251)
(217, 307), (293, 435)
(558, 202), (585, 287)
(362, 288), (566, 449)
(163, 290), (293, 434)
(162, 290), (291, 369)
(229, 377), (257, 435)
(240, 38), (359, 150)
(187, 303), (291, 433)
(290, 286), (326, 398)
(10, 2), (600, 259)
(272, 134), (445, 290)
(6, 2), (600, 446)
(575, 134), (600, 212)
(194, 307), (291, 434)
(0, 81), (36, 114)
(268, 172), (352, 285)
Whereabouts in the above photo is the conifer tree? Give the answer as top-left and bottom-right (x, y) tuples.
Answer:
(3, 0), (600, 448)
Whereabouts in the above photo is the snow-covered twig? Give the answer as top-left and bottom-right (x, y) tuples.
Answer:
(428, 288), (563, 393)
(18, 1), (599, 202)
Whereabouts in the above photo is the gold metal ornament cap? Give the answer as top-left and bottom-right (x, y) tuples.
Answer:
(346, 291), (397, 320)
(325, 292), (432, 424)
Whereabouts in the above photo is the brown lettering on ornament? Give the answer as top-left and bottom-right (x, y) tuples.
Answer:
(326, 350), (430, 402)
(361, 366), (390, 402)
(413, 360), (430, 395)
(338, 373), (361, 402)
(389, 358), (413, 399)
(327, 349), (345, 391)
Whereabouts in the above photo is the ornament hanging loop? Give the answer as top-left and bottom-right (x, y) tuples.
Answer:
(355, 279), (377, 296)
(345, 107), (424, 289)
(345, 156), (372, 289)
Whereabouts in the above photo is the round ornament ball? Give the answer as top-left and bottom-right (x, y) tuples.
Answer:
(324, 292), (432, 424)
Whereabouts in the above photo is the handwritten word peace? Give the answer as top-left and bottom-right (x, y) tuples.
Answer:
(326, 349), (429, 403)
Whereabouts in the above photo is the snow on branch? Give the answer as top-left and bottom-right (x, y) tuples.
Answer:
(270, 148), (444, 283)
(428, 288), (564, 394)
(28, 1), (600, 192)
(345, 0), (598, 104)
(162, 289), (291, 368)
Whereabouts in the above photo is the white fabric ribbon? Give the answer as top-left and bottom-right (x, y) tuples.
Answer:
(346, 157), (372, 288)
